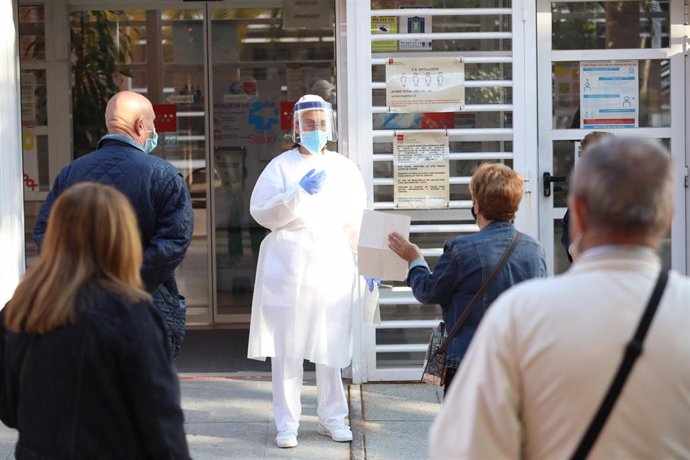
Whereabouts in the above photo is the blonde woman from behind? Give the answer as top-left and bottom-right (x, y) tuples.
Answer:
(0, 182), (189, 459)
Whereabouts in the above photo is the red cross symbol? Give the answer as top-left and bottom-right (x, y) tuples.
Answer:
(152, 104), (178, 132)
(280, 101), (296, 130)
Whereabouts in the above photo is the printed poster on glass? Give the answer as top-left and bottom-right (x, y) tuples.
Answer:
(580, 61), (639, 129)
(394, 132), (450, 209)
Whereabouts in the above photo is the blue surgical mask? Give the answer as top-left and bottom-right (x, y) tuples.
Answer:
(144, 128), (158, 154)
(300, 130), (328, 155)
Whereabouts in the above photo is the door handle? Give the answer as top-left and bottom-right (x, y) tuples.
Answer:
(543, 172), (566, 197)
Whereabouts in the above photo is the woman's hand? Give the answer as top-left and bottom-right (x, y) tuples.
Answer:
(388, 232), (423, 263)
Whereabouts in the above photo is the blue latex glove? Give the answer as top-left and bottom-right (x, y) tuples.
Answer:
(365, 277), (381, 292)
(299, 169), (327, 195)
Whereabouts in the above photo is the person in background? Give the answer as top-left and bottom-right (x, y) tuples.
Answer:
(247, 94), (368, 448)
(430, 138), (689, 459)
(33, 91), (193, 358)
(1, 182), (189, 459)
(310, 79), (335, 104)
(388, 163), (547, 395)
(561, 131), (614, 262)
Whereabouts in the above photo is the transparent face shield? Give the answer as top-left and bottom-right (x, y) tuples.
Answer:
(292, 99), (337, 154)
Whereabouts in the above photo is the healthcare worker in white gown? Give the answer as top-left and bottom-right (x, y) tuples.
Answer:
(247, 95), (368, 449)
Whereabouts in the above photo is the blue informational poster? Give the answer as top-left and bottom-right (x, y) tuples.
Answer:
(580, 61), (639, 129)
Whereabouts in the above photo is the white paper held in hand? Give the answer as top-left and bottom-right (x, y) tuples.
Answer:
(357, 210), (411, 281)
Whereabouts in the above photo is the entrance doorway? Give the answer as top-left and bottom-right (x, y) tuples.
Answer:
(536, 0), (687, 274)
(65, 4), (338, 334)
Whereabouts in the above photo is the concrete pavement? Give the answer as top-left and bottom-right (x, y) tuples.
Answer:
(0, 374), (441, 459)
(353, 383), (442, 460)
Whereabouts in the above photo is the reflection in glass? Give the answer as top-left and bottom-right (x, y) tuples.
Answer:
(380, 303), (442, 322)
(20, 70), (47, 126)
(70, 8), (211, 324)
(376, 295), (440, 370)
(552, 1), (669, 50)
(210, 6), (336, 319)
(553, 138), (673, 274)
(552, 140), (576, 208)
(373, 0), (512, 7)
(18, 6), (45, 62)
(376, 327), (438, 369)
(553, 219), (570, 274)
(70, 10), (136, 157)
(158, 10), (209, 324)
(378, 352), (426, 369)
(36, 134), (49, 189)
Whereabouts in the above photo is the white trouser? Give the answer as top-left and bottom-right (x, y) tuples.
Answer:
(271, 357), (348, 433)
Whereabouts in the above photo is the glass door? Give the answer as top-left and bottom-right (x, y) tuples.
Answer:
(208, 5), (337, 323)
(17, 3), (49, 268)
(69, 8), (211, 324)
(67, 3), (338, 326)
(536, 0), (686, 274)
(159, 9), (211, 325)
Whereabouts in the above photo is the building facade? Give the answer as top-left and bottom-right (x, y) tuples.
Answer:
(1, 0), (689, 382)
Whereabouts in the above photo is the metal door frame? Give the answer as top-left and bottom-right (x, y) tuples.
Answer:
(536, 0), (688, 275)
(347, 0), (536, 383)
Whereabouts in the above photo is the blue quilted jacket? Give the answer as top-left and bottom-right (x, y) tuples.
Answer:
(32, 136), (194, 357)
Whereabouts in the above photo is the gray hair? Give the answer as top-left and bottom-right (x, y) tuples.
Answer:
(570, 138), (674, 238)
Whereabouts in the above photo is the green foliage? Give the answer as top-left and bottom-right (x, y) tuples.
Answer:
(70, 11), (131, 157)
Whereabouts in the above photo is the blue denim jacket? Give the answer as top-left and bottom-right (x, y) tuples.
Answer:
(409, 222), (547, 367)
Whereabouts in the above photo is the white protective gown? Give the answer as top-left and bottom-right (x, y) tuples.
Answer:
(247, 148), (366, 368)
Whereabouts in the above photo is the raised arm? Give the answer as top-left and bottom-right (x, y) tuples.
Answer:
(388, 235), (461, 306)
(250, 161), (313, 230)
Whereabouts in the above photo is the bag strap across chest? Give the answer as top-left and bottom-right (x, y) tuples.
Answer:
(437, 231), (521, 355)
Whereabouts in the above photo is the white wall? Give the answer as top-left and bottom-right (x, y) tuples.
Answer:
(0, 0), (25, 306)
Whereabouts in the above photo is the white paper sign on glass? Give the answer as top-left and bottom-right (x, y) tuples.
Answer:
(385, 57), (465, 113)
(394, 131), (449, 209)
(283, 0), (332, 29)
(358, 210), (412, 281)
(580, 60), (639, 129)
(20, 72), (36, 126)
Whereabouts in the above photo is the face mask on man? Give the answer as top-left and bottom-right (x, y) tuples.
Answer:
(470, 203), (478, 221)
(143, 128), (158, 154)
(300, 130), (328, 155)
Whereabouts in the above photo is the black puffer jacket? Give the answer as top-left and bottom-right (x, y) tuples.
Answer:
(0, 284), (190, 459)
(33, 136), (194, 357)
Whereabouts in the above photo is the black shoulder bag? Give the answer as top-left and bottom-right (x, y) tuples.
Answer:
(570, 269), (668, 460)
(421, 231), (521, 385)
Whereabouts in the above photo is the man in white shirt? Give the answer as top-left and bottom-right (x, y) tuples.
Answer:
(430, 137), (690, 459)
